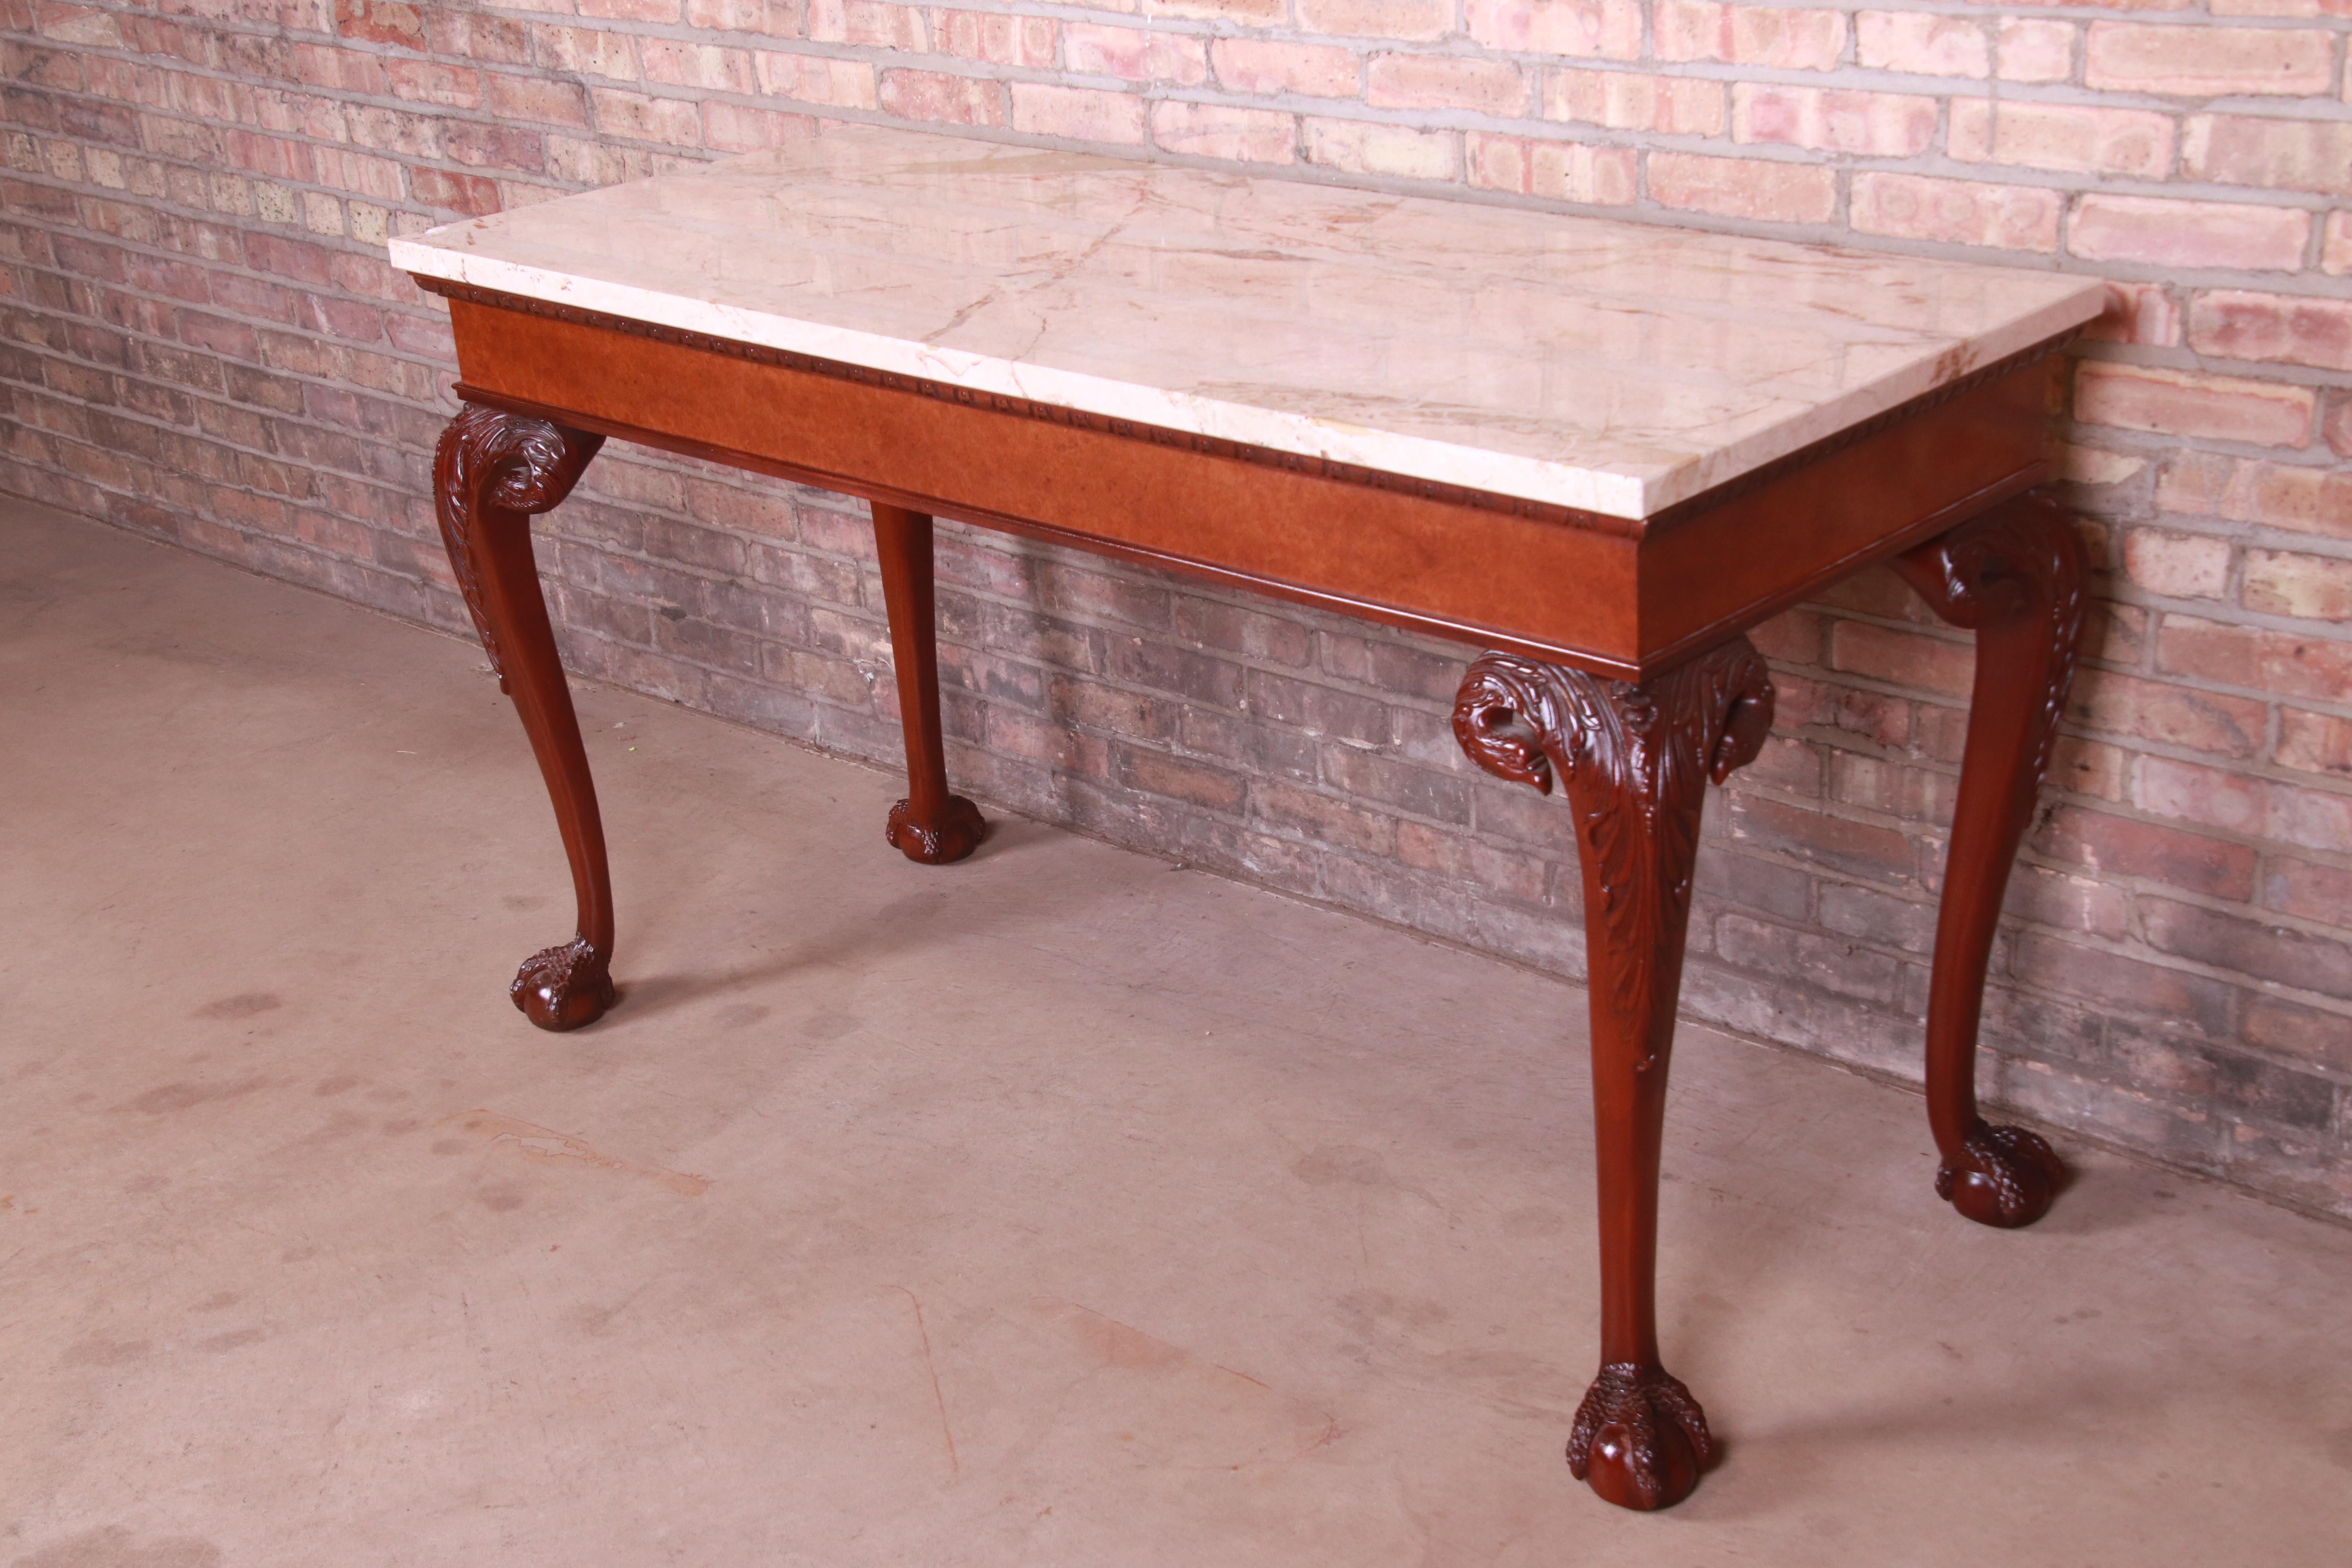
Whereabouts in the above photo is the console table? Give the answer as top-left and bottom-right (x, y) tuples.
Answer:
(389, 124), (2107, 1512)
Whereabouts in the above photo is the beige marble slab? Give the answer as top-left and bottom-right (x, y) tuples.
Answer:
(390, 124), (2106, 521)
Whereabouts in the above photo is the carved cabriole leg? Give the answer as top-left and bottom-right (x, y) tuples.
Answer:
(1454, 639), (1774, 1512)
(872, 502), (986, 864)
(1892, 492), (2086, 1229)
(433, 402), (614, 1032)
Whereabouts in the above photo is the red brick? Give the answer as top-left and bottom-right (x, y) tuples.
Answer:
(1655, 0), (1846, 69)
(2088, 23), (2336, 96)
(333, 0), (422, 48)
(2327, 212), (2352, 275)
(2006, 862), (2135, 939)
(1064, 24), (1208, 86)
(533, 25), (638, 82)
(2243, 550), (2352, 621)
(1295, 0), (1453, 39)
(1174, 598), (1313, 666)
(936, 11), (1056, 67)
(2075, 362), (2314, 449)
(442, 123), (544, 175)
(1149, 102), (1295, 164)
(223, 129), (315, 183)
(208, 271), (296, 323)
(1212, 40), (1361, 98)
(425, 9), (530, 65)
(2157, 453), (2352, 539)
(2100, 1023), (2336, 1132)
(385, 60), (484, 111)
(2032, 804), (2258, 901)
(1465, 134), (1637, 205)
(1851, 173), (2062, 252)
(283, 44), (379, 95)
(1734, 85), (1938, 156)
(1828, 750), (1944, 819)
(2135, 754), (2276, 837)
(1010, 83), (1147, 145)
(2243, 994), (2352, 1077)
(2182, 114), (2352, 196)
(1649, 152), (1836, 224)
(702, 102), (818, 153)
(1118, 745), (1249, 814)
(2073, 669), (2269, 759)
(755, 54), (878, 110)
(1775, 675), (1913, 749)
(2323, 391), (2352, 459)
(2123, 528), (2231, 599)
(1366, 54), (1528, 116)
(36, 2), (123, 46)
(2154, 606), (2343, 705)
(591, 89), (702, 146)
(1322, 742), (1472, 823)
(1828, 621), (1974, 698)
(684, 0), (802, 33)
(877, 70), (1005, 127)
(1397, 820), (1547, 901)
(807, 0), (924, 46)
(1857, 13), (1991, 78)
(408, 167), (502, 216)
(2069, 194), (2308, 271)
(1719, 912), (1903, 1002)
(1258, 779), (1396, 855)
(577, 0), (681, 19)
(2213, 0), (2352, 15)
(2278, 710), (2352, 780)
(2271, 782), (2352, 854)
(244, 232), (334, 286)
(1542, 69), (1724, 136)
(1302, 118), (1456, 180)
(2058, 424), (2154, 479)
(1727, 793), (1918, 882)
(1145, 0), (1285, 22)
(1995, 19), (2076, 82)
(1950, 100), (2174, 178)
(639, 42), (756, 94)
(2264, 855), (2352, 924)
(488, 76), (592, 129)
(2082, 281), (2181, 347)
(2147, 897), (2352, 1001)
(1466, 0), (1643, 60)
(2189, 291), (2352, 374)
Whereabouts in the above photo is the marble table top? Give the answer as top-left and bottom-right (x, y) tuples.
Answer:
(391, 125), (2106, 521)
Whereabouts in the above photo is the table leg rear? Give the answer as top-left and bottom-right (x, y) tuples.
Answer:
(1893, 493), (2086, 1228)
(1454, 639), (1773, 1510)
(871, 503), (986, 864)
(433, 403), (615, 1031)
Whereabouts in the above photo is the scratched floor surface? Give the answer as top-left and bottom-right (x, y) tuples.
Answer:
(4, 498), (2348, 1567)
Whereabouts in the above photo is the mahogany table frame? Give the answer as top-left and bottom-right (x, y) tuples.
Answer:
(415, 272), (2085, 1512)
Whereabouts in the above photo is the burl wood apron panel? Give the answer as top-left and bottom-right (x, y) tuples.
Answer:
(448, 298), (2049, 677)
(1637, 363), (2049, 666)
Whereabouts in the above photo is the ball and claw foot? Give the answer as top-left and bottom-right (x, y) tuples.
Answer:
(1567, 1362), (1717, 1511)
(509, 936), (615, 1032)
(886, 794), (987, 865)
(1936, 1120), (2066, 1229)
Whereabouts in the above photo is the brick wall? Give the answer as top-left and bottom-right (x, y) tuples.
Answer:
(5, 0), (2348, 1218)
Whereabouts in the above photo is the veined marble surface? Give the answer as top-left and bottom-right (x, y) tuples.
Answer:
(391, 125), (2106, 520)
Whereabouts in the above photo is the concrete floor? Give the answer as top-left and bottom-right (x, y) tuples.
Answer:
(2, 497), (2348, 1567)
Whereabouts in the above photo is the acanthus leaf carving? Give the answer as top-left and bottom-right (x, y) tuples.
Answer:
(1452, 642), (1773, 1064)
(1893, 495), (2085, 795)
(432, 403), (604, 690)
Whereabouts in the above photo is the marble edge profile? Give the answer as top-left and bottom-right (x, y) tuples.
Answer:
(391, 235), (2106, 523)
